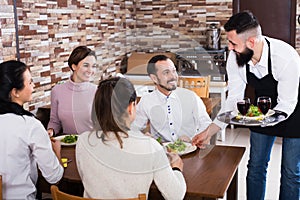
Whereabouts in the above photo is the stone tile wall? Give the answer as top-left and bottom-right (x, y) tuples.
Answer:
(0, 0), (299, 112)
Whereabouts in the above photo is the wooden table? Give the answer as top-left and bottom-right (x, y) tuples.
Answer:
(150, 145), (245, 200)
(37, 145), (245, 200)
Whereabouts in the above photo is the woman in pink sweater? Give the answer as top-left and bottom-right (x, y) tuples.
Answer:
(47, 46), (97, 136)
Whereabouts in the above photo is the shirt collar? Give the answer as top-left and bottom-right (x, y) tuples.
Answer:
(258, 38), (269, 68)
(248, 37), (268, 68)
(248, 37), (269, 77)
(154, 88), (177, 102)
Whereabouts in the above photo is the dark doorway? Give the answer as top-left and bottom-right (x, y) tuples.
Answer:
(233, 0), (296, 47)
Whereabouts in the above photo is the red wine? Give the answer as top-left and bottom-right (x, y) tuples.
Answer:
(258, 100), (271, 115)
(237, 102), (250, 116)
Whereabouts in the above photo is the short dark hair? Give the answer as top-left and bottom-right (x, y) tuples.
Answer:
(68, 46), (96, 71)
(224, 11), (259, 34)
(92, 77), (137, 148)
(147, 54), (170, 75)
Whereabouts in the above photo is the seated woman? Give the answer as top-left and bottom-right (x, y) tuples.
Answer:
(76, 77), (186, 199)
(47, 46), (98, 136)
(0, 60), (63, 199)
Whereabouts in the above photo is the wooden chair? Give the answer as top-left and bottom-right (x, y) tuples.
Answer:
(51, 185), (146, 200)
(178, 75), (210, 98)
(0, 175), (2, 200)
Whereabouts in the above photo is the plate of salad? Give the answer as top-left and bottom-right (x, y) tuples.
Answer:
(54, 135), (78, 146)
(232, 105), (275, 121)
(163, 139), (196, 156)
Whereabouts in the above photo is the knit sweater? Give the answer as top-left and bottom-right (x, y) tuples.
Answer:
(47, 79), (97, 135)
(76, 130), (186, 199)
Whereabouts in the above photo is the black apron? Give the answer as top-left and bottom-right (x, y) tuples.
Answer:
(246, 38), (300, 138)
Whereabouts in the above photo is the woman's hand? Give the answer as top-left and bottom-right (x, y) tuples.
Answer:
(50, 137), (61, 161)
(47, 128), (54, 137)
(167, 152), (184, 171)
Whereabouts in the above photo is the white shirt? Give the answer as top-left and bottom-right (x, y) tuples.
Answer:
(0, 114), (63, 200)
(76, 130), (186, 199)
(214, 36), (300, 129)
(133, 87), (212, 142)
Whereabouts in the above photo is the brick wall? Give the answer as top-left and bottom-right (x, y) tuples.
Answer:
(0, 0), (299, 112)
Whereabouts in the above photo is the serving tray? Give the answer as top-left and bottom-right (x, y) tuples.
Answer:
(217, 111), (279, 127)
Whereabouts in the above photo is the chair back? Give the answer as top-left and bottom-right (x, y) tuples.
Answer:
(51, 185), (146, 200)
(0, 175), (2, 200)
(178, 75), (210, 98)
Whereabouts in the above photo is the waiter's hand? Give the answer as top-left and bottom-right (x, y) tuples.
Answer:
(266, 110), (287, 126)
(273, 110), (287, 121)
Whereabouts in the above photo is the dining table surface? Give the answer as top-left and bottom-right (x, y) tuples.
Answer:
(37, 144), (245, 200)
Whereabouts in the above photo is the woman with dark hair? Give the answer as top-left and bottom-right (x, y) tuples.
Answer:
(47, 46), (98, 136)
(0, 60), (63, 199)
(76, 77), (186, 199)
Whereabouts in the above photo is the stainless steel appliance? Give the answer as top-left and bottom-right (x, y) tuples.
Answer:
(176, 48), (227, 82)
(206, 23), (221, 50)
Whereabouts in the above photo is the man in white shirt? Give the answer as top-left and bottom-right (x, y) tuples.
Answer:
(194, 11), (300, 200)
(132, 54), (212, 145)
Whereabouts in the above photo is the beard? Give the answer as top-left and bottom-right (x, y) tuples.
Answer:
(157, 78), (177, 91)
(235, 47), (254, 67)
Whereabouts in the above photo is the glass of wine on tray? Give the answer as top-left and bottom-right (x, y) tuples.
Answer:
(237, 97), (251, 124)
(257, 96), (271, 126)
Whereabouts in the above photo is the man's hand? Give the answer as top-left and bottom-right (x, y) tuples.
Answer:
(192, 130), (210, 149)
(192, 123), (221, 148)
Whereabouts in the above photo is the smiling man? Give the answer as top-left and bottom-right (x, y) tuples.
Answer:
(132, 54), (212, 146)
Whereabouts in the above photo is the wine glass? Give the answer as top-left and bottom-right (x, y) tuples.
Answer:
(257, 96), (271, 126)
(237, 97), (251, 124)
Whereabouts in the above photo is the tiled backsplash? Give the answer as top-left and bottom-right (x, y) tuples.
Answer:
(0, 0), (299, 112)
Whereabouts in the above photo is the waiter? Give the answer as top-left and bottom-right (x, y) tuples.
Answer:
(192, 11), (300, 200)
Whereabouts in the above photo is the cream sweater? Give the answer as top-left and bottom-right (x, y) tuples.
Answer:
(76, 130), (186, 199)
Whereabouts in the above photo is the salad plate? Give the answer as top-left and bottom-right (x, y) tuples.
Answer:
(163, 141), (197, 156)
(54, 135), (78, 146)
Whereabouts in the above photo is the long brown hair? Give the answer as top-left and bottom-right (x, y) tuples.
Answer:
(92, 77), (136, 148)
